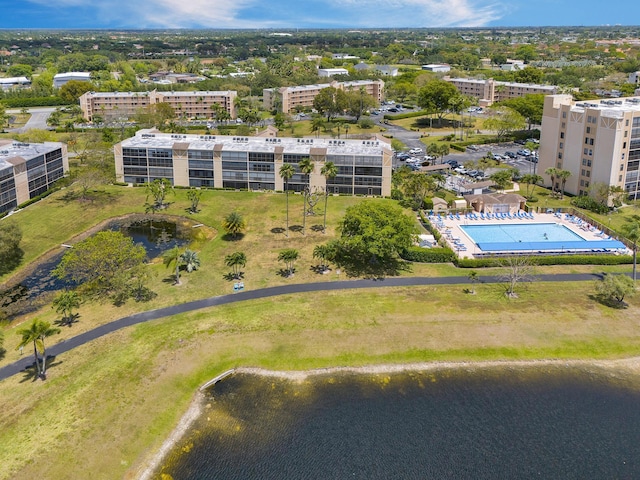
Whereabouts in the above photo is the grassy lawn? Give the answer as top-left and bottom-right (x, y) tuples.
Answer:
(0, 183), (638, 479)
(1, 281), (640, 479)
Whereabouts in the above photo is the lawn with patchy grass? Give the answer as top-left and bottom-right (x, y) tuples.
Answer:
(0, 282), (639, 479)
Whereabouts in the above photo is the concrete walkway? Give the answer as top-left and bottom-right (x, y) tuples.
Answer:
(0, 272), (606, 382)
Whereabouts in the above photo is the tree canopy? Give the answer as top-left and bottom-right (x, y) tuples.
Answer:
(333, 200), (416, 276)
(54, 231), (147, 300)
(0, 220), (23, 276)
(313, 87), (348, 121)
(417, 79), (462, 125)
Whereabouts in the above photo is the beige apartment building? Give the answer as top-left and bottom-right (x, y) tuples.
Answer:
(263, 79), (384, 113)
(444, 77), (558, 106)
(79, 90), (237, 122)
(114, 130), (392, 197)
(539, 94), (640, 200)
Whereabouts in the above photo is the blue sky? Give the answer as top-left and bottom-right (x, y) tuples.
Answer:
(0, 0), (638, 29)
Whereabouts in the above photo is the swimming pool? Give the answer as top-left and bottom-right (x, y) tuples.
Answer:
(459, 222), (627, 253)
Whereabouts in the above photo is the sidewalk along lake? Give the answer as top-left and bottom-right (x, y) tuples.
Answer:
(156, 364), (640, 479)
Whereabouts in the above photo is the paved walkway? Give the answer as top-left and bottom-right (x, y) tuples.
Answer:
(0, 272), (606, 382)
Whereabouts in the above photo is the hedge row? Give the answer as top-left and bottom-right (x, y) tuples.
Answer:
(402, 246), (456, 263)
(382, 109), (430, 121)
(455, 254), (633, 268)
(2, 97), (68, 108)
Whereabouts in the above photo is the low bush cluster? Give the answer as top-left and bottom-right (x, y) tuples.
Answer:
(401, 246), (456, 263)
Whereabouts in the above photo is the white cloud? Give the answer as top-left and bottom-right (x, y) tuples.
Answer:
(27, 0), (505, 28)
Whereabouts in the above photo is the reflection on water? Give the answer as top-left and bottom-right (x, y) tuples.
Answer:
(159, 366), (640, 479)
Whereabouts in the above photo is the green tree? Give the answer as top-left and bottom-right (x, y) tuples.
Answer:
(278, 248), (299, 277)
(16, 320), (61, 380)
(545, 167), (559, 196)
(186, 189), (203, 214)
(595, 274), (636, 307)
(0, 330), (5, 361)
(313, 87), (348, 121)
(223, 211), (246, 239)
(225, 251), (247, 279)
(333, 201), (416, 275)
(468, 270), (479, 294)
(0, 102), (8, 132)
(501, 94), (545, 130)
(313, 244), (334, 273)
(490, 169), (513, 191)
(180, 249), (201, 273)
(59, 80), (94, 104)
(0, 221), (23, 276)
(557, 169), (572, 199)
(145, 178), (174, 211)
(344, 87), (377, 121)
(321, 161), (338, 233)
(52, 290), (81, 326)
(483, 107), (526, 140)
(54, 231), (147, 300)
(279, 163), (295, 237)
(621, 218), (640, 282)
(7, 64), (33, 78)
(513, 67), (544, 85)
(163, 246), (183, 285)
(520, 173), (543, 199)
(417, 79), (462, 126)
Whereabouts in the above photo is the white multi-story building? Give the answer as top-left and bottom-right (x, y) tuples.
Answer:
(0, 140), (68, 214)
(263, 79), (384, 114)
(445, 77), (558, 106)
(79, 90), (237, 122)
(53, 72), (92, 88)
(539, 94), (640, 200)
(114, 130), (392, 196)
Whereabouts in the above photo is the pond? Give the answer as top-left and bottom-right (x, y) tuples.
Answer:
(0, 215), (192, 319)
(157, 365), (640, 479)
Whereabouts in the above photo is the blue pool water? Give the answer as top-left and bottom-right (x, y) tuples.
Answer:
(461, 223), (583, 244)
(459, 222), (627, 253)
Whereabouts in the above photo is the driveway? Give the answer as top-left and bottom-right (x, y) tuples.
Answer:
(7, 107), (56, 133)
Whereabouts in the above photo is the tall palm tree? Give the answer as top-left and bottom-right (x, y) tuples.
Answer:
(298, 157), (314, 235)
(557, 169), (571, 199)
(320, 161), (338, 233)
(16, 320), (60, 379)
(163, 246), (182, 285)
(180, 249), (201, 273)
(622, 218), (640, 282)
(279, 163), (295, 237)
(223, 211), (246, 239)
(313, 244), (333, 273)
(545, 167), (559, 197)
(225, 251), (247, 279)
(520, 173), (543, 199)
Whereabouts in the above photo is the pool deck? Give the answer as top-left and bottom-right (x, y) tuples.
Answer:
(429, 212), (628, 259)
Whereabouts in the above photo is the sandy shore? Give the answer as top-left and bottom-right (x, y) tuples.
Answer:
(133, 357), (640, 479)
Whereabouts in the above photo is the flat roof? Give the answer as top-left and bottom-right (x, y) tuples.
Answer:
(0, 140), (63, 170)
(570, 96), (640, 116)
(120, 132), (391, 156)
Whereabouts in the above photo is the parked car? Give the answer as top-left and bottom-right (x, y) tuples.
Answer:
(388, 108), (399, 112)
(515, 139), (526, 145)
(397, 152), (411, 160)
(409, 148), (423, 155)
(454, 166), (467, 174)
(504, 151), (517, 158)
(467, 144), (479, 151)
(445, 159), (459, 168)
(517, 149), (531, 156)
(467, 170), (478, 177)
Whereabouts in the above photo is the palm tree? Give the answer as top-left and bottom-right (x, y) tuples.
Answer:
(545, 167), (559, 197)
(52, 290), (81, 325)
(299, 157), (314, 235)
(225, 251), (247, 279)
(557, 169), (571, 199)
(16, 320), (61, 379)
(223, 211), (246, 239)
(180, 249), (201, 273)
(320, 161), (338, 233)
(520, 173), (543, 199)
(278, 248), (299, 277)
(163, 246), (183, 285)
(313, 244), (333, 273)
(279, 163), (295, 237)
(621, 218), (640, 282)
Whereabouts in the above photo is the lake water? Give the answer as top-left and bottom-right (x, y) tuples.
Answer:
(157, 365), (640, 479)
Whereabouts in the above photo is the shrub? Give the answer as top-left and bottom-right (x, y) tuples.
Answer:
(401, 246), (456, 263)
(570, 195), (609, 214)
(455, 254), (632, 268)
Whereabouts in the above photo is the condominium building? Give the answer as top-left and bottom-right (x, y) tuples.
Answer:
(79, 90), (237, 122)
(263, 79), (384, 113)
(539, 94), (640, 200)
(114, 130), (392, 196)
(444, 77), (558, 106)
(0, 139), (68, 214)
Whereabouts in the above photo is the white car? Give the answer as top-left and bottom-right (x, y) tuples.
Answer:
(409, 148), (423, 155)
(454, 166), (467, 174)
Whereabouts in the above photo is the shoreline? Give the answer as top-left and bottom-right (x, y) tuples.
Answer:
(132, 356), (640, 479)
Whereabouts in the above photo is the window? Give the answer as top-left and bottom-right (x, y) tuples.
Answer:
(562, 111), (567, 119)
(561, 122), (566, 128)
(584, 148), (589, 155)
(586, 170), (590, 178)
(582, 159), (587, 166)
(558, 153), (563, 159)
(560, 132), (565, 139)
(625, 131), (628, 137)
(559, 142), (563, 149)
(620, 175), (623, 182)
(586, 127), (591, 134)
(589, 138), (594, 146)
(589, 149), (593, 156)
(581, 169), (586, 176)
(621, 164), (625, 171)
(585, 138), (589, 144)
(587, 160), (591, 167)
(580, 179), (585, 186)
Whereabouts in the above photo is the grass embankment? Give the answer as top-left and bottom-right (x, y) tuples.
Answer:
(0, 282), (639, 479)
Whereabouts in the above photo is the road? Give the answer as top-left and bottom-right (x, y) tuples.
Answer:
(7, 107), (56, 133)
(0, 272), (608, 382)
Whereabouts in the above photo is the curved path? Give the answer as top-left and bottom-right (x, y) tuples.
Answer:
(0, 272), (606, 382)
